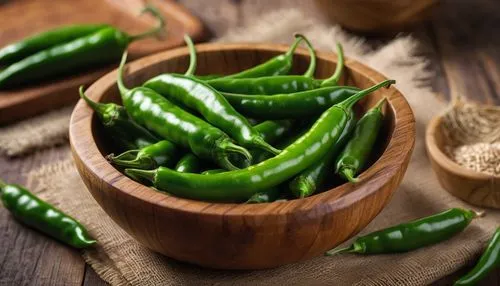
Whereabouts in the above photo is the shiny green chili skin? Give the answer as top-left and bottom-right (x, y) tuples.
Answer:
(0, 6), (164, 88)
(454, 227), (500, 286)
(201, 169), (225, 175)
(79, 86), (159, 151)
(0, 180), (96, 249)
(0, 24), (108, 66)
(326, 208), (480, 256)
(206, 41), (343, 95)
(175, 154), (203, 173)
(335, 98), (386, 183)
(289, 114), (357, 198)
(144, 37), (280, 155)
(107, 140), (179, 170)
(117, 53), (251, 170)
(222, 86), (360, 119)
(125, 80), (394, 202)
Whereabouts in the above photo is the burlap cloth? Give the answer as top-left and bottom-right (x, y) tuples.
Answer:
(8, 8), (500, 285)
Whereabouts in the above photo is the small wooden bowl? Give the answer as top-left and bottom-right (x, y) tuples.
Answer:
(70, 43), (415, 269)
(426, 116), (500, 209)
(314, 0), (438, 33)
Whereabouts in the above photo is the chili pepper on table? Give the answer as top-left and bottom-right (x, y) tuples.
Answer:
(118, 52), (251, 171)
(325, 208), (482, 256)
(107, 140), (179, 170)
(0, 6), (165, 88)
(144, 35), (281, 155)
(335, 98), (387, 183)
(125, 80), (395, 202)
(175, 154), (203, 173)
(0, 179), (96, 249)
(454, 227), (500, 286)
(221, 86), (360, 119)
(205, 37), (344, 95)
(78, 86), (159, 151)
(0, 24), (108, 66)
(289, 113), (357, 198)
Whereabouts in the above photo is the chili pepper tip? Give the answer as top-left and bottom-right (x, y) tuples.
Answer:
(474, 210), (486, 218)
(290, 177), (315, 198)
(340, 168), (359, 183)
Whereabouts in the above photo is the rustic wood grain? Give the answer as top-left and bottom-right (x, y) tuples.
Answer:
(0, 0), (205, 124)
(69, 43), (415, 269)
(1, 0), (499, 283)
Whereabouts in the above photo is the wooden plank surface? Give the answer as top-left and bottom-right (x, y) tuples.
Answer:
(1, 0), (499, 285)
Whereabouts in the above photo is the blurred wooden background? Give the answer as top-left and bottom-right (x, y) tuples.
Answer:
(0, 0), (499, 285)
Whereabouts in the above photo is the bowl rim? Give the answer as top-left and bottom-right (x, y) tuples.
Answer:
(70, 42), (416, 218)
(425, 115), (500, 181)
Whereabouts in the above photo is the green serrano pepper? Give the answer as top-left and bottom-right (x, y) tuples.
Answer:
(246, 186), (283, 204)
(326, 208), (481, 256)
(221, 86), (361, 119)
(289, 114), (357, 198)
(454, 227), (500, 286)
(0, 179), (96, 249)
(144, 35), (281, 155)
(78, 86), (159, 151)
(201, 169), (225, 175)
(125, 80), (395, 202)
(206, 39), (343, 95)
(335, 98), (386, 183)
(117, 52), (251, 170)
(107, 140), (179, 170)
(175, 154), (203, 173)
(0, 24), (108, 66)
(0, 6), (164, 88)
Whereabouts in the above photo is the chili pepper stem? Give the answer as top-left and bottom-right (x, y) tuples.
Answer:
(473, 210), (486, 218)
(78, 86), (108, 115)
(294, 33), (317, 78)
(252, 137), (282, 155)
(325, 242), (364, 256)
(285, 34), (304, 57)
(340, 168), (359, 183)
(109, 155), (156, 170)
(183, 34), (196, 76)
(374, 97), (388, 111)
(220, 140), (253, 162)
(108, 150), (139, 161)
(338, 80), (395, 112)
(290, 177), (315, 198)
(117, 51), (130, 95)
(128, 5), (166, 42)
(320, 42), (345, 87)
(125, 168), (156, 184)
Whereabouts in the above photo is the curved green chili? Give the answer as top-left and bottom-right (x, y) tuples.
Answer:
(222, 86), (360, 119)
(289, 114), (357, 198)
(175, 153), (203, 173)
(144, 36), (280, 155)
(326, 208), (482, 256)
(79, 86), (159, 150)
(118, 52), (251, 170)
(454, 227), (500, 286)
(0, 179), (96, 249)
(201, 169), (225, 175)
(125, 80), (395, 202)
(206, 40), (344, 95)
(107, 140), (179, 170)
(0, 6), (165, 88)
(335, 98), (387, 183)
(0, 24), (108, 66)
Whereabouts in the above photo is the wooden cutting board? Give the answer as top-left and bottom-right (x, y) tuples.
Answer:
(0, 0), (205, 124)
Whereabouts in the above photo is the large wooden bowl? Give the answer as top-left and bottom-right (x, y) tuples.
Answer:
(70, 43), (415, 269)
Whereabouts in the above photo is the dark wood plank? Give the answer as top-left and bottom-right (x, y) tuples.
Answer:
(83, 265), (109, 286)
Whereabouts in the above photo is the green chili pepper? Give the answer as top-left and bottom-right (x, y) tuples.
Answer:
(118, 52), (251, 170)
(195, 74), (223, 80)
(289, 114), (357, 198)
(0, 179), (96, 249)
(107, 140), (179, 170)
(175, 154), (203, 173)
(201, 169), (225, 175)
(206, 39), (343, 95)
(326, 208), (482, 256)
(222, 86), (360, 119)
(221, 34), (305, 79)
(335, 98), (387, 183)
(144, 35), (281, 155)
(0, 6), (165, 88)
(125, 80), (394, 202)
(0, 24), (109, 66)
(454, 227), (500, 286)
(78, 86), (159, 151)
(246, 186), (282, 204)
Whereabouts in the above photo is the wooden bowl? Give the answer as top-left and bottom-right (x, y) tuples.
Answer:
(69, 43), (416, 269)
(426, 116), (500, 209)
(313, 0), (438, 33)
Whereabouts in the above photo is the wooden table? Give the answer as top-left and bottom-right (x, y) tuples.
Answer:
(1, 0), (499, 285)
